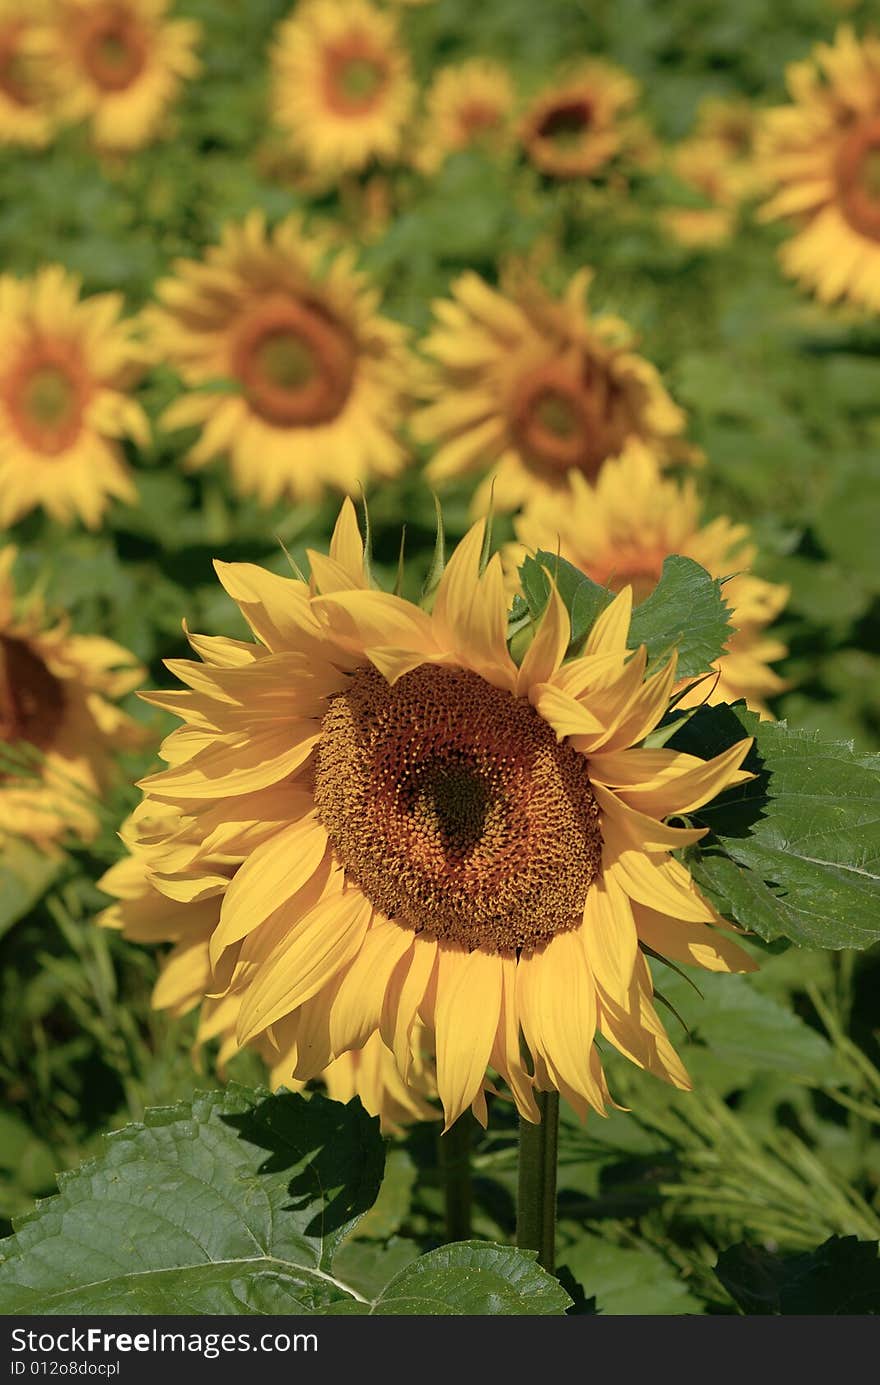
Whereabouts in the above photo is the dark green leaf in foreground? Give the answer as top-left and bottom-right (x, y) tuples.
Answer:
(668, 703), (880, 949)
(715, 1236), (880, 1314)
(518, 552), (731, 678)
(0, 1088), (569, 1316)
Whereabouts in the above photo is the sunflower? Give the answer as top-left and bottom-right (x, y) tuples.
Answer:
(0, 265), (149, 529)
(663, 98), (766, 248)
(98, 809), (437, 1132)
(0, 547), (145, 849)
(270, 0), (414, 177)
(519, 62), (639, 180)
(115, 500), (756, 1131)
(147, 212), (412, 506)
(757, 26), (880, 311)
(34, 0), (201, 153)
(512, 443), (789, 718)
(0, 1), (55, 148)
(414, 58), (516, 175)
(413, 268), (688, 513)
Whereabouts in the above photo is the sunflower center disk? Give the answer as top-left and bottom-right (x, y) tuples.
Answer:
(0, 636), (65, 757)
(0, 27), (36, 107)
(458, 101), (502, 138)
(537, 99), (593, 146)
(233, 296), (357, 428)
(314, 664), (603, 954)
(8, 352), (86, 455)
(510, 363), (620, 479)
(325, 41), (388, 115)
(80, 8), (147, 91)
(836, 117), (880, 239)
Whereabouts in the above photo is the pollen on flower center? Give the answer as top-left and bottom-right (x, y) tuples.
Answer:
(835, 117), (880, 240)
(0, 636), (65, 756)
(314, 663), (603, 953)
(231, 295), (357, 427)
(79, 7), (148, 92)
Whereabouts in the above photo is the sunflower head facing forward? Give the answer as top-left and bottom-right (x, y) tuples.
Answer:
(0, 265), (149, 529)
(414, 58), (516, 175)
(117, 501), (755, 1131)
(34, 0), (201, 153)
(270, 0), (414, 177)
(413, 268), (688, 513)
(520, 61), (639, 180)
(147, 212), (413, 506)
(0, 547), (146, 849)
(758, 25), (880, 310)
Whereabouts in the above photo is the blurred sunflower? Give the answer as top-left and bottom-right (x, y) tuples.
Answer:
(270, 0), (414, 176)
(147, 212), (412, 505)
(663, 99), (765, 249)
(0, 266), (148, 529)
(0, 548), (145, 849)
(414, 58), (516, 175)
(118, 501), (755, 1131)
(0, 1), (55, 148)
(35, 0), (201, 153)
(98, 809), (437, 1132)
(511, 443), (789, 717)
(413, 268), (687, 513)
(758, 25), (880, 310)
(519, 61), (638, 179)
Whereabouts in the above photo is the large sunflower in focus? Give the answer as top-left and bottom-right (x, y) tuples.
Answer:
(414, 59), (516, 175)
(147, 212), (412, 506)
(0, 548), (145, 849)
(34, 0), (200, 153)
(0, 266), (148, 529)
(758, 26), (880, 310)
(116, 500), (756, 1131)
(98, 809), (437, 1133)
(270, 0), (414, 176)
(512, 444), (789, 718)
(413, 269), (687, 513)
(0, 1), (55, 148)
(519, 62), (638, 180)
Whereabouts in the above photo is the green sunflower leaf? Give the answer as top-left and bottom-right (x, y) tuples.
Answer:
(0, 838), (64, 941)
(519, 552), (731, 677)
(667, 703), (880, 950)
(715, 1235), (880, 1314)
(0, 1088), (569, 1316)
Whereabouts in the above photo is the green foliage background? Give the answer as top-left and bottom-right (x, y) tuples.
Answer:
(1, 0), (879, 1314)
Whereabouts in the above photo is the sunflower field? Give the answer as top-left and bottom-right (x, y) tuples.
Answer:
(0, 0), (879, 1324)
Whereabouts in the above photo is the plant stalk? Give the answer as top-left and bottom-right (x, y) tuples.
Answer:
(440, 1111), (473, 1242)
(516, 1090), (559, 1272)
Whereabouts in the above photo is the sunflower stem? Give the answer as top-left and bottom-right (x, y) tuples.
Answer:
(516, 1091), (559, 1272)
(440, 1112), (473, 1242)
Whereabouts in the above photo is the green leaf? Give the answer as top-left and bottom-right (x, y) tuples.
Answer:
(520, 552), (731, 676)
(0, 1086), (384, 1314)
(715, 1236), (880, 1314)
(668, 703), (880, 950)
(0, 839), (63, 940)
(561, 1234), (702, 1315)
(0, 1088), (569, 1317)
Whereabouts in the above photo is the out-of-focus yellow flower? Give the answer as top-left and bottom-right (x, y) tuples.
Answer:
(663, 98), (765, 248)
(0, 266), (148, 529)
(270, 0), (414, 176)
(413, 268), (688, 513)
(35, 0), (201, 153)
(511, 443), (789, 718)
(413, 58), (516, 174)
(147, 212), (413, 506)
(758, 25), (880, 310)
(519, 62), (639, 179)
(0, 0), (56, 148)
(0, 548), (145, 849)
